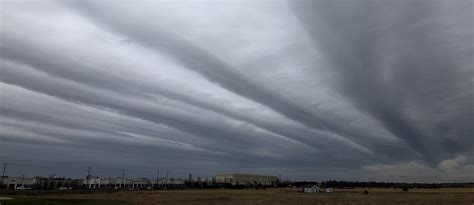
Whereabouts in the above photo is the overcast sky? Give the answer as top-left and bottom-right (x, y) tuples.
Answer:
(0, 0), (473, 182)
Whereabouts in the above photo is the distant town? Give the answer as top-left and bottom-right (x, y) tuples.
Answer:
(1, 172), (473, 191)
(2, 173), (279, 190)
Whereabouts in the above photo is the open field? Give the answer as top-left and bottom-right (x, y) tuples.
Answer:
(0, 198), (128, 205)
(2, 188), (474, 205)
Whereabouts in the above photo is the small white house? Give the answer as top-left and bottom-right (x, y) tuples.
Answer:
(303, 185), (320, 193)
(326, 188), (334, 193)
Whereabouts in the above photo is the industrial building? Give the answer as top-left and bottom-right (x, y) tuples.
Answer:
(0, 176), (83, 190)
(1, 175), (187, 190)
(215, 173), (279, 186)
(83, 177), (185, 189)
(1, 176), (36, 190)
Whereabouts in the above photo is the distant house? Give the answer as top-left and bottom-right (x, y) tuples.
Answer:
(303, 185), (320, 193)
(326, 188), (334, 192)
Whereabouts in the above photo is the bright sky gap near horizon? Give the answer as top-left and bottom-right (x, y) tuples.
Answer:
(0, 0), (473, 182)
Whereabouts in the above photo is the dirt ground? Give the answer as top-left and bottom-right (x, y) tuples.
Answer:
(3, 188), (474, 205)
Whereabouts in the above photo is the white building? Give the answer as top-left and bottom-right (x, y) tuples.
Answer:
(2, 176), (36, 190)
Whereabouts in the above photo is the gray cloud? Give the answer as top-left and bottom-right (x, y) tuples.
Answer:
(291, 0), (474, 163)
(0, 0), (472, 181)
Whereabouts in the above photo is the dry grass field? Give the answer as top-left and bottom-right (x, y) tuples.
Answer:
(3, 188), (474, 205)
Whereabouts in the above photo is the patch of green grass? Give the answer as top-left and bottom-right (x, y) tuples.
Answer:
(1, 198), (129, 205)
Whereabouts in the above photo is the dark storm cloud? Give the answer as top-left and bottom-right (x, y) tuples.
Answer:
(0, 38), (369, 156)
(63, 1), (374, 154)
(291, 0), (474, 163)
(0, 0), (472, 181)
(66, 1), (419, 161)
(0, 54), (374, 170)
(0, 60), (285, 153)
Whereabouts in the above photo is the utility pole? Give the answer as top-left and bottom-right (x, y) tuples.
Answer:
(156, 169), (160, 189)
(166, 171), (169, 188)
(21, 174), (25, 187)
(87, 167), (91, 179)
(188, 173), (192, 188)
(86, 167), (91, 189)
(1, 163), (6, 189)
(121, 169), (125, 189)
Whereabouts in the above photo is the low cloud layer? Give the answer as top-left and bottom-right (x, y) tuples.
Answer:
(0, 0), (473, 182)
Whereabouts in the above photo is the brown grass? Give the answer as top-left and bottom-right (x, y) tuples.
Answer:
(6, 188), (474, 205)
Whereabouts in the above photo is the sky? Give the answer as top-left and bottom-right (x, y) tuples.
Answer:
(0, 0), (473, 182)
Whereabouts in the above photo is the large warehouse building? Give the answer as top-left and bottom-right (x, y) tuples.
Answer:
(215, 173), (279, 186)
